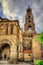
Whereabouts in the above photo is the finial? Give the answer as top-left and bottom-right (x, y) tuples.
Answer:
(28, 5), (30, 9)
(27, 5), (32, 12)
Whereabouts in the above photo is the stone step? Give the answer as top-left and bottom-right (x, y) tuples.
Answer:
(0, 61), (9, 64)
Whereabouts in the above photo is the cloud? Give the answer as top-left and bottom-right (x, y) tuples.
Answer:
(0, 0), (43, 33)
(1, 0), (15, 19)
(32, 0), (43, 33)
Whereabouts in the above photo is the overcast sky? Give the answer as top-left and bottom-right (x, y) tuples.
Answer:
(0, 0), (43, 33)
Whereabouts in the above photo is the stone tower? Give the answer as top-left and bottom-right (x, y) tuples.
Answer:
(23, 6), (35, 62)
(24, 6), (35, 31)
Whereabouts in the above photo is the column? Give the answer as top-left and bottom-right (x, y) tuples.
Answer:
(10, 44), (17, 64)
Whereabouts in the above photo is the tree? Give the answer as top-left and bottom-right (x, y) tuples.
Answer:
(37, 32), (43, 44)
(36, 60), (43, 65)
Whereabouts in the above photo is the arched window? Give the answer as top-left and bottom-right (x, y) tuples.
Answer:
(10, 24), (13, 34)
(28, 26), (32, 30)
(6, 24), (8, 35)
(28, 20), (30, 22)
(28, 16), (30, 19)
(28, 35), (33, 37)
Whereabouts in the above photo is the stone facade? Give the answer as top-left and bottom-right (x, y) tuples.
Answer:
(0, 18), (23, 63)
(0, 6), (42, 64)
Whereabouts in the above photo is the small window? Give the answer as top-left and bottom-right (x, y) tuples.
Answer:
(17, 46), (18, 50)
(28, 35), (33, 38)
(29, 20), (30, 22)
(28, 16), (30, 19)
(28, 35), (30, 37)
(31, 35), (33, 37)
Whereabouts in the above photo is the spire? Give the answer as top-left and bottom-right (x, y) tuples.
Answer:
(24, 6), (35, 31)
(27, 5), (32, 12)
(28, 5), (30, 9)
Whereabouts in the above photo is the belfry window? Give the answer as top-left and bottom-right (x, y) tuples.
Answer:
(28, 26), (32, 30)
(28, 16), (30, 19)
(28, 20), (30, 22)
(11, 24), (13, 34)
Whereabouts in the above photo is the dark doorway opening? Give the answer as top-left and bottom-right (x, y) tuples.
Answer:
(0, 43), (10, 61)
(4, 54), (6, 59)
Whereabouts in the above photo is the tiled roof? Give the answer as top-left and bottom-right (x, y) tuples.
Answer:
(23, 50), (32, 53)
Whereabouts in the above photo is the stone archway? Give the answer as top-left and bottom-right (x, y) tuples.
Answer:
(0, 39), (12, 61)
(2, 43), (10, 60)
(0, 39), (18, 63)
(0, 43), (10, 61)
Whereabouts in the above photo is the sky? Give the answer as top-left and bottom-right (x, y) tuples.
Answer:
(0, 0), (43, 33)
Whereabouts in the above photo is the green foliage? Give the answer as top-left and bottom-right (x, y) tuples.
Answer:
(36, 32), (43, 44)
(36, 60), (43, 65)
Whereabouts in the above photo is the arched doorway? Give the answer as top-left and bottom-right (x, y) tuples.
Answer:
(0, 43), (10, 61)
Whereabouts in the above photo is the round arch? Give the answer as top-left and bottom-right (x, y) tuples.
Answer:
(0, 39), (12, 61)
(0, 39), (12, 48)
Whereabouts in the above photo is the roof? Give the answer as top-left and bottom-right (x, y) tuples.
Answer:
(0, 17), (19, 23)
(23, 50), (32, 53)
(0, 17), (19, 26)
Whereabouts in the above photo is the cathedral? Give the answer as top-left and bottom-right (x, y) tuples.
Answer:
(0, 6), (42, 64)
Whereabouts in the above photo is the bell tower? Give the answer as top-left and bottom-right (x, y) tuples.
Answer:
(24, 6), (35, 31)
(23, 6), (35, 63)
